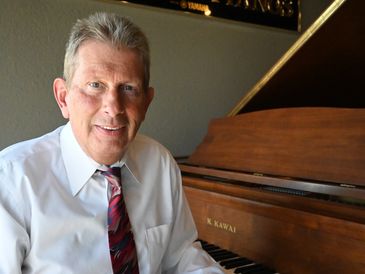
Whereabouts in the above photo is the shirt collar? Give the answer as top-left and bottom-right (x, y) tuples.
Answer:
(120, 151), (142, 186)
(60, 123), (142, 196)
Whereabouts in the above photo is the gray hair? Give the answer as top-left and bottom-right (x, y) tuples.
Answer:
(64, 12), (150, 90)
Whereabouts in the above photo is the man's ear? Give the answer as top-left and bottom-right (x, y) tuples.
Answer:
(145, 87), (154, 110)
(141, 87), (154, 121)
(53, 78), (70, 119)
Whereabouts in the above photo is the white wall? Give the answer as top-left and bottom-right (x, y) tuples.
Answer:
(0, 0), (332, 156)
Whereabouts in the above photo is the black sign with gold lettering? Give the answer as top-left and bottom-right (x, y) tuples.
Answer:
(117, 0), (300, 31)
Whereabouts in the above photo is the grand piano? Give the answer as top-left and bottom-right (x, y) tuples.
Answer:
(179, 0), (365, 273)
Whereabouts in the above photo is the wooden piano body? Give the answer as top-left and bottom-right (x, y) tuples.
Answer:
(179, 0), (365, 273)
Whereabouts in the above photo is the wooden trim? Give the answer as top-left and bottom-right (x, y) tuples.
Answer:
(182, 175), (365, 225)
(180, 164), (365, 200)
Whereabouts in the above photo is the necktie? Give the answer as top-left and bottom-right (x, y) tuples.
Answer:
(98, 166), (139, 274)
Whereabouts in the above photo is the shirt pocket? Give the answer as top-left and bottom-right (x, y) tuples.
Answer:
(146, 223), (171, 273)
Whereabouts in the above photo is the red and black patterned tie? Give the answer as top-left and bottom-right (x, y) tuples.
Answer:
(98, 166), (139, 274)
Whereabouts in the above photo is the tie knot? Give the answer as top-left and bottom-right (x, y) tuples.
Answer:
(97, 166), (122, 195)
(99, 166), (121, 179)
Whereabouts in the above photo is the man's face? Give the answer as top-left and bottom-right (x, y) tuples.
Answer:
(54, 40), (154, 165)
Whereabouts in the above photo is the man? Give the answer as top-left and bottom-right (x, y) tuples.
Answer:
(0, 12), (223, 273)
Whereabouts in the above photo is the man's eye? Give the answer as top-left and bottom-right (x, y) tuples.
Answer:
(89, 82), (101, 89)
(121, 85), (136, 93)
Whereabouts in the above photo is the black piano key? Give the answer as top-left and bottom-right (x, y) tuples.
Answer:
(201, 243), (221, 252)
(200, 243), (239, 261)
(211, 251), (238, 261)
(221, 257), (253, 269)
(209, 249), (231, 256)
(234, 263), (266, 273)
(209, 249), (238, 257)
(236, 265), (276, 274)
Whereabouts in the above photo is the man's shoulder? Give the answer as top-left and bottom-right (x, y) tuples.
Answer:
(127, 134), (175, 167)
(125, 134), (180, 186)
(0, 126), (64, 166)
(131, 134), (171, 156)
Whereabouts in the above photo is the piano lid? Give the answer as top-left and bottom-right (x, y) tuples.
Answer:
(229, 0), (365, 116)
(186, 0), (365, 190)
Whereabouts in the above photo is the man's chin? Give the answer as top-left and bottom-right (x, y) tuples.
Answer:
(89, 144), (127, 165)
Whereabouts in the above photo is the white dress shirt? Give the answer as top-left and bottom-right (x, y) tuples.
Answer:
(0, 123), (223, 274)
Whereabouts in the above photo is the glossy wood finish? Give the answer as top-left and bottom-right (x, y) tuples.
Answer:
(180, 164), (365, 201)
(183, 178), (365, 274)
(188, 107), (365, 187)
(181, 167), (365, 223)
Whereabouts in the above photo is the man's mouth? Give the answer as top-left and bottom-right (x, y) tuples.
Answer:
(99, 125), (123, 131)
(95, 124), (126, 136)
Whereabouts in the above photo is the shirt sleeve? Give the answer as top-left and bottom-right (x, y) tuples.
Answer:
(0, 167), (29, 274)
(162, 163), (224, 274)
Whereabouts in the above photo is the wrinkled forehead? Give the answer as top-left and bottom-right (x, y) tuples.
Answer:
(71, 40), (145, 82)
(70, 39), (145, 82)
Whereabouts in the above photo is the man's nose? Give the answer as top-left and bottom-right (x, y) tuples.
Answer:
(103, 89), (124, 117)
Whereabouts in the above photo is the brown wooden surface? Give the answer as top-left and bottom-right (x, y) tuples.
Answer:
(188, 107), (365, 187)
(182, 175), (365, 225)
(183, 176), (365, 274)
(180, 164), (365, 200)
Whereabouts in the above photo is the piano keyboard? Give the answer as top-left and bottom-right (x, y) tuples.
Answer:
(199, 240), (280, 274)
